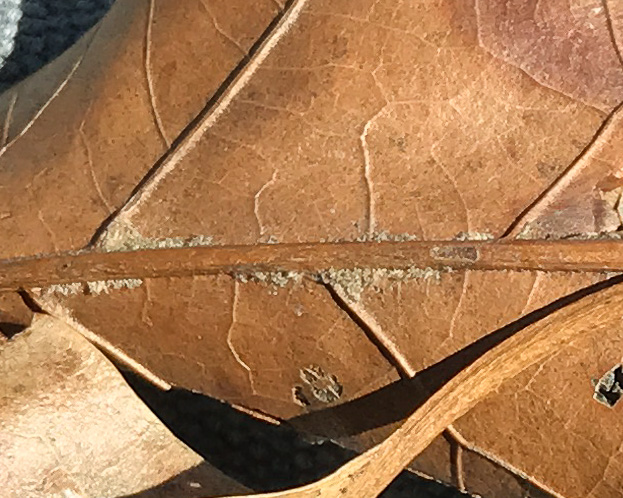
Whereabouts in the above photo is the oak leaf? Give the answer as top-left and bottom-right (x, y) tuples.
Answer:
(0, 314), (249, 497)
(3, 0), (623, 497)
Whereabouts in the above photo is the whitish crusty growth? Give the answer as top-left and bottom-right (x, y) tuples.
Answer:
(320, 266), (446, 301)
(86, 279), (144, 295)
(234, 270), (304, 287)
(42, 282), (84, 297)
(355, 230), (419, 242)
(97, 219), (213, 252)
(454, 231), (494, 241)
(42, 279), (143, 297)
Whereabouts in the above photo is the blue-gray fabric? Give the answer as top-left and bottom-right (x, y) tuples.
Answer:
(0, 0), (112, 88)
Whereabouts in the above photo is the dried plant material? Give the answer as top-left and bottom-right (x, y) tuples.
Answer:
(7, 239), (623, 293)
(5, 0), (623, 496)
(0, 0), (282, 260)
(219, 278), (623, 498)
(0, 314), (248, 498)
(507, 105), (623, 240)
(35, 276), (397, 418)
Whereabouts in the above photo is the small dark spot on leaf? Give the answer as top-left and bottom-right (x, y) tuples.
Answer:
(390, 135), (407, 152)
(536, 161), (557, 178)
(331, 35), (348, 60)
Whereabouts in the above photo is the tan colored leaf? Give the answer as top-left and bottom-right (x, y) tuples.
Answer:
(0, 314), (249, 497)
(214, 270), (623, 497)
(4, 0), (623, 496)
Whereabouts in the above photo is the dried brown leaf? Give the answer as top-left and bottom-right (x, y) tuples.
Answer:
(0, 314), (249, 497)
(3, 0), (623, 496)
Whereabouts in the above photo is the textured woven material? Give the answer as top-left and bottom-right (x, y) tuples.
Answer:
(0, 0), (113, 88)
(0, 3), (466, 496)
(0, 0), (21, 65)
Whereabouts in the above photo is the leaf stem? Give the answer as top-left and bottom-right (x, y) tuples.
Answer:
(3, 239), (623, 291)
